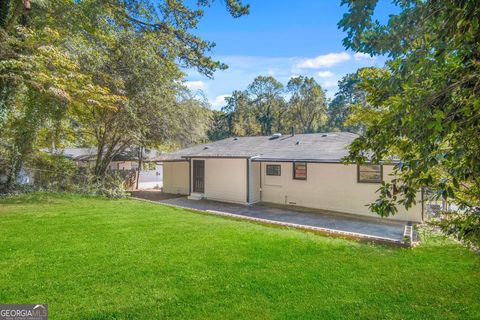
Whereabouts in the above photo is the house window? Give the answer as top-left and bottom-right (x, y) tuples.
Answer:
(266, 164), (281, 176)
(357, 164), (383, 183)
(293, 162), (307, 180)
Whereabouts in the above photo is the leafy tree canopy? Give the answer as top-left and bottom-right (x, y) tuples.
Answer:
(287, 76), (327, 134)
(209, 75), (331, 139)
(0, 0), (249, 186)
(339, 0), (480, 218)
(327, 71), (366, 134)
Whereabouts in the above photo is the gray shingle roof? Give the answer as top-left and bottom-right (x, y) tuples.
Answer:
(157, 132), (359, 162)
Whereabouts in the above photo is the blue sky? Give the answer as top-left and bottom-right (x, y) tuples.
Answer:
(184, 0), (398, 109)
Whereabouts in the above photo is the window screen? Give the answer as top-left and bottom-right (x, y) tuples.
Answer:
(266, 164), (281, 176)
(357, 165), (382, 183)
(293, 162), (307, 180)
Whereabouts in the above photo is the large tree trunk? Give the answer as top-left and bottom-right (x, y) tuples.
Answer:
(5, 150), (21, 190)
(3, 0), (30, 33)
(4, 97), (37, 191)
(5, 132), (34, 190)
(93, 140), (130, 180)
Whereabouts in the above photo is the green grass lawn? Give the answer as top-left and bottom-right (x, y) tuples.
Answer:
(0, 193), (479, 319)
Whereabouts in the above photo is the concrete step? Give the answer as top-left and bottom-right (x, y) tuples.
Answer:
(187, 193), (204, 200)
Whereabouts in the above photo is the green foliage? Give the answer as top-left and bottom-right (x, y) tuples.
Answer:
(85, 171), (131, 199)
(287, 76), (328, 133)
(327, 71), (366, 133)
(431, 210), (480, 250)
(339, 0), (480, 226)
(0, 0), (249, 186)
(222, 90), (261, 136)
(207, 110), (232, 141)
(211, 75), (329, 139)
(0, 151), (130, 198)
(247, 76), (286, 135)
(27, 152), (78, 192)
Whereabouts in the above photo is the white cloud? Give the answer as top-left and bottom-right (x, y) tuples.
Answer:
(296, 52), (350, 69)
(185, 80), (206, 90)
(354, 52), (376, 61)
(211, 94), (231, 107)
(317, 71), (334, 78)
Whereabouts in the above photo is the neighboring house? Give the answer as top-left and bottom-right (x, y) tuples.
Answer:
(48, 147), (161, 170)
(157, 132), (423, 222)
(47, 147), (163, 189)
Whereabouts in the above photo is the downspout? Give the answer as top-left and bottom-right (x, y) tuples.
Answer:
(246, 158), (250, 204)
(259, 161), (262, 201)
(421, 187), (425, 222)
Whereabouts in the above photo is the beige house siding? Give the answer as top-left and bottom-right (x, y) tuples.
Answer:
(163, 158), (422, 222)
(249, 161), (261, 203)
(196, 158), (247, 204)
(259, 162), (422, 222)
(163, 161), (189, 195)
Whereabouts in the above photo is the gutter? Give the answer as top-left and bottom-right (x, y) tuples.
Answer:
(251, 158), (401, 165)
(182, 155), (252, 159)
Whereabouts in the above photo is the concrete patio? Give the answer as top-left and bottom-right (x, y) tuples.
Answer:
(132, 192), (411, 246)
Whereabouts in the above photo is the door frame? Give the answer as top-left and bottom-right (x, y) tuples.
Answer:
(192, 160), (205, 193)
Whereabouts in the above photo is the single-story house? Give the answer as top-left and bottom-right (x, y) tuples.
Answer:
(46, 147), (163, 189)
(158, 132), (423, 222)
(47, 147), (162, 171)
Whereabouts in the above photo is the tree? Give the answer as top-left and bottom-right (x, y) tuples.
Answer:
(247, 76), (285, 135)
(70, 27), (213, 178)
(338, 0), (480, 226)
(208, 110), (231, 141)
(287, 76), (327, 133)
(327, 72), (366, 133)
(0, 7), (123, 188)
(0, 0), (250, 185)
(222, 90), (261, 137)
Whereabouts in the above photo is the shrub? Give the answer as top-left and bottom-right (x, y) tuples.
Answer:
(26, 153), (78, 192)
(429, 209), (480, 250)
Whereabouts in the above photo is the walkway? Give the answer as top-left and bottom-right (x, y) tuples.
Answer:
(132, 192), (410, 246)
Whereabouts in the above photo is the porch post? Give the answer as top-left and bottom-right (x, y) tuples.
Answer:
(188, 158), (191, 196)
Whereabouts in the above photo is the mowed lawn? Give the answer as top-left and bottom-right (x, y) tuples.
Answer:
(0, 194), (479, 319)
